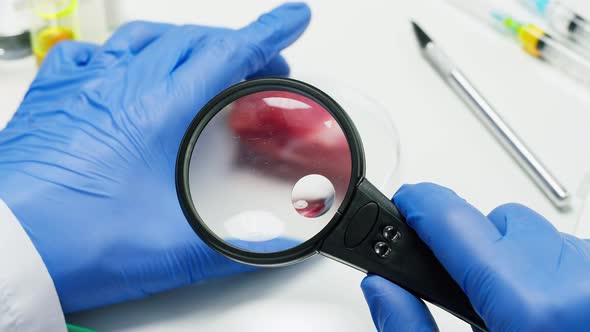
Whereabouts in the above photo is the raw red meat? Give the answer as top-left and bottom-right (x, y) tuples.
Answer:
(228, 90), (352, 192)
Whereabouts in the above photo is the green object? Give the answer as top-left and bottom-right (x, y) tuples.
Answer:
(491, 11), (523, 35)
(67, 323), (96, 332)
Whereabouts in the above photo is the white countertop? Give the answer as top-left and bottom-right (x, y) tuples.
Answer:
(2, 0), (590, 331)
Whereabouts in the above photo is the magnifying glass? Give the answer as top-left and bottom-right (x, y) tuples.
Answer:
(176, 78), (486, 331)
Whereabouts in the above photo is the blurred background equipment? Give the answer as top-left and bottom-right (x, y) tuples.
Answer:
(520, 0), (590, 53)
(0, 0), (31, 60)
(447, 0), (590, 85)
(103, 0), (125, 31)
(77, 0), (109, 41)
(0, 0), (109, 67)
(29, 0), (80, 65)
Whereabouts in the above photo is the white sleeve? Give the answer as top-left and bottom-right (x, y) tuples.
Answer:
(0, 199), (67, 332)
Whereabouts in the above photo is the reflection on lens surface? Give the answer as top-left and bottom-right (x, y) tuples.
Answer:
(188, 90), (352, 253)
(224, 210), (285, 242)
(292, 174), (335, 218)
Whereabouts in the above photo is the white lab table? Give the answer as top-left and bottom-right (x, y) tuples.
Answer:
(2, 0), (590, 331)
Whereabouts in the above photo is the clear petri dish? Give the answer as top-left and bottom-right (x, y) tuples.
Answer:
(298, 76), (401, 198)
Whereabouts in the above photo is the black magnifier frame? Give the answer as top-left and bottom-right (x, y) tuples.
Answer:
(176, 77), (365, 267)
(176, 77), (487, 331)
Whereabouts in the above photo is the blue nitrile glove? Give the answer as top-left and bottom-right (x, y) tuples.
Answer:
(361, 183), (590, 332)
(0, 3), (311, 313)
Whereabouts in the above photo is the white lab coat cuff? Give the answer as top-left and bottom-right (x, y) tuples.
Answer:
(0, 199), (67, 332)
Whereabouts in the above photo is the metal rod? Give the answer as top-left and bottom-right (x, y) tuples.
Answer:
(413, 22), (571, 209)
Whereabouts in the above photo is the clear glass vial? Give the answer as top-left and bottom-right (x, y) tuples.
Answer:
(29, 0), (80, 65)
(0, 0), (32, 60)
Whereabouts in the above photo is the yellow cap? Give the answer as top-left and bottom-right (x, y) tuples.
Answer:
(518, 24), (546, 58)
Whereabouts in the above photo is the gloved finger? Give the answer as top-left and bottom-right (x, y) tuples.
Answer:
(393, 183), (502, 289)
(361, 275), (439, 332)
(247, 54), (290, 79)
(134, 3), (308, 83)
(90, 21), (173, 67)
(37, 40), (98, 77)
(173, 3), (311, 92)
(127, 24), (214, 82)
(487, 203), (558, 237)
(129, 26), (248, 83)
(236, 2), (311, 72)
(169, 3), (311, 116)
(565, 234), (590, 256)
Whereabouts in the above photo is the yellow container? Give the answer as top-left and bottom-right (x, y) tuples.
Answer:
(30, 0), (80, 65)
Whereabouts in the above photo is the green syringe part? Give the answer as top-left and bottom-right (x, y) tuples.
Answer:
(491, 11), (523, 35)
(67, 323), (97, 332)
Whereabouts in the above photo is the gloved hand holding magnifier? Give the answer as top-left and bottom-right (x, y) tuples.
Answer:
(176, 78), (486, 331)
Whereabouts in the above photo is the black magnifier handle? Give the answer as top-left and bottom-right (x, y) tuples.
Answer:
(320, 179), (487, 331)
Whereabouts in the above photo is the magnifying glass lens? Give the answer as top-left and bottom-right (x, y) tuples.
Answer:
(188, 91), (352, 253)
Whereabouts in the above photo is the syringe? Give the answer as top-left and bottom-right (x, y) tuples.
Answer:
(520, 0), (590, 52)
(446, 0), (590, 85)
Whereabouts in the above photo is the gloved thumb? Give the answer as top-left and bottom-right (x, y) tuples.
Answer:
(361, 275), (439, 332)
